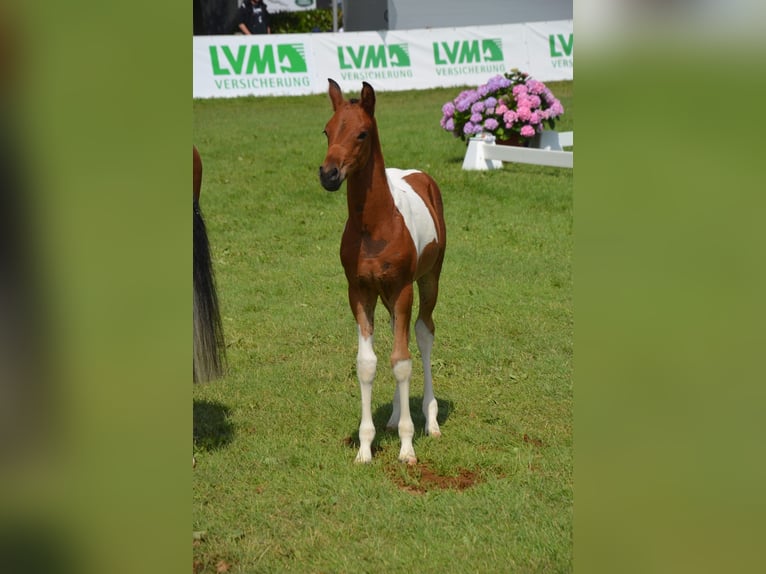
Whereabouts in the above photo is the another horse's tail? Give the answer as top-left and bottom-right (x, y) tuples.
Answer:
(193, 147), (226, 382)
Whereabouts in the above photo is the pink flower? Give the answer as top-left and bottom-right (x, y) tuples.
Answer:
(516, 106), (532, 122)
(496, 103), (508, 115)
(526, 80), (545, 95)
(503, 110), (517, 126)
(520, 125), (535, 137)
(512, 84), (527, 97)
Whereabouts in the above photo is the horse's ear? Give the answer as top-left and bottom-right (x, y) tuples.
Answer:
(360, 82), (376, 117)
(328, 78), (344, 111)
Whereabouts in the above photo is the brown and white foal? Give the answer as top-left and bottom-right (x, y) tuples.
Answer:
(319, 79), (446, 464)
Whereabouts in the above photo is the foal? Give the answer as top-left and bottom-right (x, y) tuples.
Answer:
(319, 80), (446, 464)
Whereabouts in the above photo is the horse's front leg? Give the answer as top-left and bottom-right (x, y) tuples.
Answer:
(390, 284), (417, 465)
(351, 286), (377, 463)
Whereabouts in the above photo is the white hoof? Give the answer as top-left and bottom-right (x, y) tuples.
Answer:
(398, 453), (418, 466)
(426, 418), (442, 437)
(355, 448), (373, 463)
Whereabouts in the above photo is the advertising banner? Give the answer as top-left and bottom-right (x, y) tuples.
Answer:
(524, 21), (574, 82)
(193, 21), (573, 98)
(193, 33), (318, 97)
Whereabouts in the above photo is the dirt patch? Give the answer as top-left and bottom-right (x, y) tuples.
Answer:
(342, 437), (484, 493)
(386, 462), (482, 494)
(523, 433), (545, 447)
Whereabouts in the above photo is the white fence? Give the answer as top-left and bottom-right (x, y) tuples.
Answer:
(193, 20), (573, 98)
(462, 131), (573, 170)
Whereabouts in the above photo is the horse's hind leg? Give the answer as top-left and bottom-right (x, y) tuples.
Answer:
(390, 284), (417, 465)
(416, 271), (442, 437)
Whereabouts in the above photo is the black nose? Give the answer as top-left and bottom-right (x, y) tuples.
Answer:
(319, 165), (341, 192)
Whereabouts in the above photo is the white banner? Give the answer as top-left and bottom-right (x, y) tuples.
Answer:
(193, 21), (573, 98)
(263, 0), (317, 12)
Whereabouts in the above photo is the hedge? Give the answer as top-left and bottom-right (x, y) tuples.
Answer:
(270, 9), (343, 34)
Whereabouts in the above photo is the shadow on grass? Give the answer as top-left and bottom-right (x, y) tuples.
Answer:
(344, 396), (454, 455)
(193, 400), (234, 452)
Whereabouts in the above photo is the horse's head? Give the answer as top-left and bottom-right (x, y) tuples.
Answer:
(319, 79), (376, 192)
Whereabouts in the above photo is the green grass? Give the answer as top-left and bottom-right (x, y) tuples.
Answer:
(193, 82), (573, 573)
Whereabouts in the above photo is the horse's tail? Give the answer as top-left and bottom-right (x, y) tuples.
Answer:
(194, 199), (226, 382)
(193, 147), (226, 382)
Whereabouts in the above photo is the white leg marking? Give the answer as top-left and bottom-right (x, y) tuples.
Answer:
(416, 319), (441, 437)
(393, 359), (417, 464)
(356, 328), (377, 463)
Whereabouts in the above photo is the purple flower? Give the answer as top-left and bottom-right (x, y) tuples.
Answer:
(455, 89), (480, 112)
(484, 118), (499, 132)
(484, 96), (498, 109)
(441, 102), (455, 117)
(471, 101), (485, 114)
(520, 125), (535, 137)
(470, 112), (483, 123)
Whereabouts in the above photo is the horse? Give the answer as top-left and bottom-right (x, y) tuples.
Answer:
(318, 79), (447, 464)
(193, 146), (226, 383)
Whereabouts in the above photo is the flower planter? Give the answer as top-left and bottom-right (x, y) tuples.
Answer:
(495, 132), (529, 147)
(440, 69), (565, 147)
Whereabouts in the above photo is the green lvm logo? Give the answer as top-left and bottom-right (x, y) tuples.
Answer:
(209, 43), (308, 75)
(337, 44), (411, 69)
(549, 34), (573, 68)
(433, 39), (504, 65)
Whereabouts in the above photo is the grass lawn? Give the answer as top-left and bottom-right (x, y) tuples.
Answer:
(193, 81), (573, 573)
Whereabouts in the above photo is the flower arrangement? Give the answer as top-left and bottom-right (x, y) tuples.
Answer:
(440, 69), (565, 144)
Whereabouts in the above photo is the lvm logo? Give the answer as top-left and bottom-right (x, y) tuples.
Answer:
(432, 38), (505, 76)
(209, 43), (307, 75)
(549, 34), (573, 68)
(337, 43), (411, 70)
(433, 38), (504, 65)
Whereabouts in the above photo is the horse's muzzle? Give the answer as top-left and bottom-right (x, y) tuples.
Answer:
(319, 165), (343, 192)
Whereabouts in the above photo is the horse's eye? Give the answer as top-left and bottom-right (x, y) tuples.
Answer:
(358, 132), (368, 141)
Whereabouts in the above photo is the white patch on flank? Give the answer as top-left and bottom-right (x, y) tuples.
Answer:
(385, 168), (438, 259)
